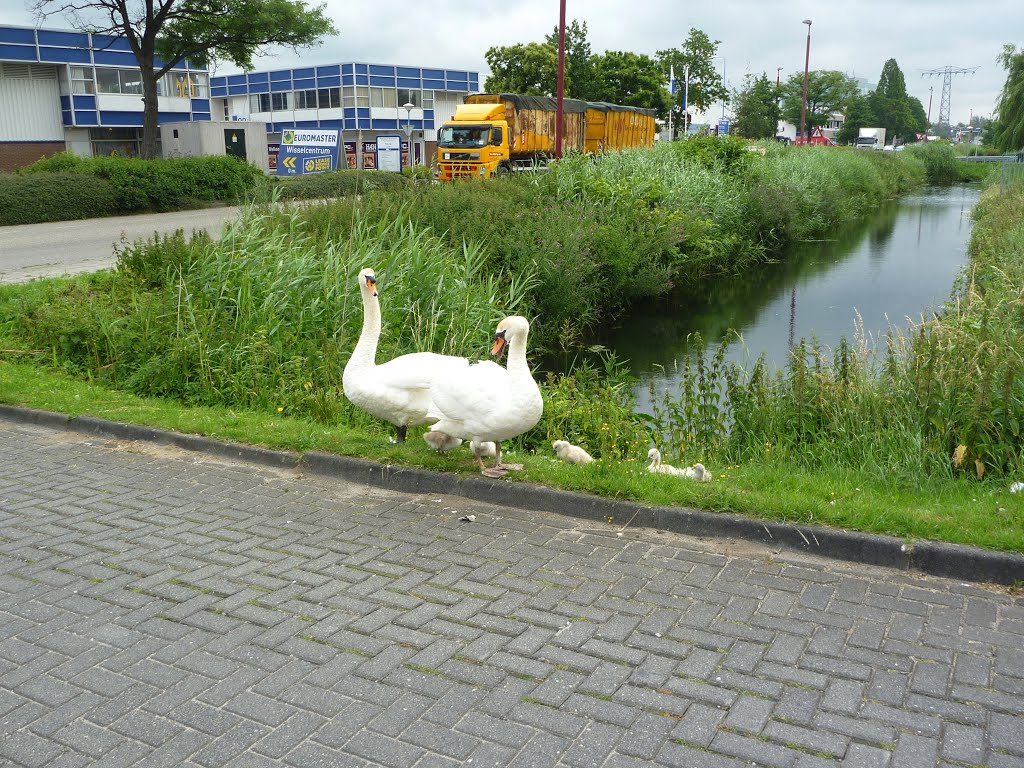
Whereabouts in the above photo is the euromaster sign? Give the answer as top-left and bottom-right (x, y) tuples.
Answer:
(276, 129), (340, 176)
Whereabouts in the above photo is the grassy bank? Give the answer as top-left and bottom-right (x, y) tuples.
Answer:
(1, 140), (1019, 553)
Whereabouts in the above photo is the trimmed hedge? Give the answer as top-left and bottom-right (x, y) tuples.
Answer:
(273, 168), (410, 199)
(0, 172), (117, 225)
(20, 153), (264, 213)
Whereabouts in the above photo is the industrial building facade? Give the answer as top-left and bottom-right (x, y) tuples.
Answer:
(1, 23), (479, 172)
(209, 64), (479, 170)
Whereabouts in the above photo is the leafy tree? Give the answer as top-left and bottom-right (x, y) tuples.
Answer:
(836, 93), (877, 144)
(544, 20), (601, 101)
(990, 44), (1024, 152)
(869, 59), (920, 144)
(731, 73), (780, 139)
(592, 51), (671, 117)
(907, 97), (927, 140)
(32, 0), (336, 159)
(779, 70), (858, 134)
(657, 28), (727, 132)
(484, 42), (557, 95)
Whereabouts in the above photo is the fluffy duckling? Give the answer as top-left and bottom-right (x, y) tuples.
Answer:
(423, 431), (462, 453)
(552, 440), (594, 464)
(646, 448), (712, 482)
(470, 440), (496, 459)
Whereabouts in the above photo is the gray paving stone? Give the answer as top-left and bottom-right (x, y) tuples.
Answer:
(3, 417), (1022, 768)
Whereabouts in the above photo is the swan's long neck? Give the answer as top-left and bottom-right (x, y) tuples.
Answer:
(505, 331), (531, 377)
(350, 287), (381, 367)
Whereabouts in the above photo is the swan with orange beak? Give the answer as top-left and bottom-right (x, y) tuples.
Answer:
(425, 316), (543, 477)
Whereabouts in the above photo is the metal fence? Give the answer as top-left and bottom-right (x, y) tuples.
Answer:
(998, 156), (1024, 192)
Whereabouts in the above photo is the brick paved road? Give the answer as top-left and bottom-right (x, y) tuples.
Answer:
(2, 418), (1022, 768)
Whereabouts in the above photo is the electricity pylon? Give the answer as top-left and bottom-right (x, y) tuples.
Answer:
(922, 66), (979, 126)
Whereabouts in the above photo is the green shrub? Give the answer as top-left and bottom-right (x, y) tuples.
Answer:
(0, 172), (117, 225)
(22, 153), (263, 212)
(273, 169), (409, 200)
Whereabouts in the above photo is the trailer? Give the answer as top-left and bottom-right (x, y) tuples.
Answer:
(436, 93), (656, 180)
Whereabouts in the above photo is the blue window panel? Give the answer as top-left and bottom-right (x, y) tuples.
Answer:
(92, 34), (132, 51)
(396, 66), (419, 79)
(293, 67), (314, 79)
(73, 95), (96, 109)
(317, 75), (340, 87)
(397, 77), (420, 89)
(227, 73), (247, 85)
(424, 110), (434, 126)
(372, 119), (398, 130)
(0, 44), (35, 61)
(248, 71), (269, 83)
(469, 76), (479, 90)
(320, 118), (342, 129)
(93, 50), (139, 66)
(422, 68), (444, 79)
(270, 70), (291, 82)
(74, 111), (98, 125)
(211, 85), (227, 97)
(356, 107), (369, 118)
(293, 77), (315, 90)
(191, 112), (211, 121)
(355, 74), (368, 85)
(248, 82), (269, 94)
(190, 98), (210, 112)
(369, 64), (394, 76)
(317, 65), (340, 76)
(37, 30), (88, 47)
(60, 95), (71, 110)
(357, 117), (370, 129)
(423, 78), (445, 90)
(369, 75), (394, 87)
(344, 107), (356, 119)
(62, 109), (73, 126)
(446, 70), (468, 80)
(271, 80), (290, 92)
(0, 27), (35, 44)
(341, 73), (353, 86)
(211, 75), (227, 87)
(99, 111), (144, 126)
(295, 120), (318, 129)
(354, 63), (368, 74)
(228, 84), (249, 95)
(157, 111), (191, 123)
(38, 46), (91, 64)
(341, 63), (354, 74)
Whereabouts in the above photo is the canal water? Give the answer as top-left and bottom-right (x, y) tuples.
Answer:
(598, 185), (981, 408)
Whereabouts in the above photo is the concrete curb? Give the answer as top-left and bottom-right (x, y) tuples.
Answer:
(5, 404), (1023, 586)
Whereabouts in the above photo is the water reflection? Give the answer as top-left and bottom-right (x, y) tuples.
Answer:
(598, 185), (980, 407)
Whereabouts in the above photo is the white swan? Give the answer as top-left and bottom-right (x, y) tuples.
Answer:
(342, 267), (464, 442)
(646, 448), (712, 482)
(553, 440), (593, 464)
(426, 316), (543, 477)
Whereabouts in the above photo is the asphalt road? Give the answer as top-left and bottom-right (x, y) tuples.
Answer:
(0, 207), (243, 283)
(2, 414), (1023, 767)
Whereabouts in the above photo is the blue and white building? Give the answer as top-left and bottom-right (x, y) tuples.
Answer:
(0, 24), (210, 170)
(1, 22), (480, 172)
(209, 64), (480, 169)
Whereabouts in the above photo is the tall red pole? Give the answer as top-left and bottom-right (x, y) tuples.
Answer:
(555, 0), (566, 159)
(800, 19), (811, 145)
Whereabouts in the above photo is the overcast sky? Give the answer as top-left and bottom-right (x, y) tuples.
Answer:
(2, 0), (1017, 124)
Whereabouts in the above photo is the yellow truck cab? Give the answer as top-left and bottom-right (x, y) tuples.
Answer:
(436, 102), (510, 180)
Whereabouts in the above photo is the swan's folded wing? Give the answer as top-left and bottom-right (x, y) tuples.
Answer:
(374, 352), (468, 390)
(427, 360), (506, 423)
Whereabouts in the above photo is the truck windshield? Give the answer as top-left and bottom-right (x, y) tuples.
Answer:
(438, 126), (490, 148)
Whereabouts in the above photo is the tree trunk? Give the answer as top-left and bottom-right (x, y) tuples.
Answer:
(140, 62), (161, 159)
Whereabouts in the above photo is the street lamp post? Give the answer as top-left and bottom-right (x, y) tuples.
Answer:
(402, 102), (414, 167)
(800, 19), (812, 146)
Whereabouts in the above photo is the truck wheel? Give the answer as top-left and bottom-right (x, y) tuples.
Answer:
(496, 164), (510, 177)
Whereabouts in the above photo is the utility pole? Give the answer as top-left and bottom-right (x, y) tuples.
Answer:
(922, 65), (978, 127)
